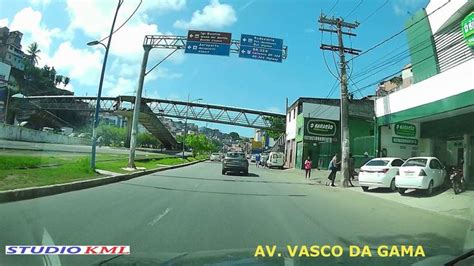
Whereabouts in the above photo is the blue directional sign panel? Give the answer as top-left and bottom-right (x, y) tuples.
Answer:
(239, 34), (284, 63)
(240, 34), (283, 50)
(185, 30), (231, 56)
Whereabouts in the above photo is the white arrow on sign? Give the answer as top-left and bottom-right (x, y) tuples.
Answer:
(241, 50), (245, 53)
(187, 45), (191, 49)
(243, 38), (247, 42)
(189, 34), (194, 38)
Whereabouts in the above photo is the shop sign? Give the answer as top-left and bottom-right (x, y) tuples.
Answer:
(303, 135), (333, 143)
(306, 119), (336, 137)
(461, 12), (474, 48)
(394, 123), (416, 137)
(392, 137), (418, 145)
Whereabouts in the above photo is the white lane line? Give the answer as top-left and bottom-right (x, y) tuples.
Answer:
(41, 228), (61, 266)
(148, 207), (172, 227)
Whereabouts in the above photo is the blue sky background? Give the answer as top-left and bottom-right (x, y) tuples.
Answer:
(0, 0), (428, 137)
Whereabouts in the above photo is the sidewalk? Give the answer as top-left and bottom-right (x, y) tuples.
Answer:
(281, 168), (474, 221)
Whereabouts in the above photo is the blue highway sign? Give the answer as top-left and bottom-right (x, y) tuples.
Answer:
(185, 30), (231, 56)
(240, 34), (283, 50)
(239, 34), (284, 63)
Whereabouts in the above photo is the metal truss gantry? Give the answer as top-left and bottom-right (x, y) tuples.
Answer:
(18, 95), (286, 131)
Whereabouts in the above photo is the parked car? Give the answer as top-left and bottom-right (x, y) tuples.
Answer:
(246, 154), (251, 159)
(222, 152), (249, 175)
(358, 157), (404, 192)
(209, 153), (221, 161)
(260, 153), (269, 166)
(250, 154), (256, 163)
(395, 157), (447, 196)
(267, 152), (285, 169)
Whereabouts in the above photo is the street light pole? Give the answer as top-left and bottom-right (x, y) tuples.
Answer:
(89, 0), (122, 170)
(181, 95), (203, 160)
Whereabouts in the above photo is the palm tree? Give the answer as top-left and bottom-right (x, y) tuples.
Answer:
(63, 77), (70, 87)
(26, 42), (41, 65)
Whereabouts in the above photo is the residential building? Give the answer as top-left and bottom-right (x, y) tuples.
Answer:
(375, 0), (474, 182)
(0, 27), (25, 71)
(285, 97), (374, 169)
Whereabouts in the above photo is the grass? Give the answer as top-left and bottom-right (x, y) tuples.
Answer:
(0, 157), (99, 191)
(0, 153), (207, 191)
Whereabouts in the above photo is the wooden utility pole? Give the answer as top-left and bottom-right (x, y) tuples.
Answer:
(319, 14), (361, 187)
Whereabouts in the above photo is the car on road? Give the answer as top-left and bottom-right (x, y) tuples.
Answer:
(395, 157), (447, 196)
(267, 152), (285, 169)
(250, 154), (256, 163)
(209, 153), (221, 161)
(222, 152), (249, 175)
(358, 157), (404, 192)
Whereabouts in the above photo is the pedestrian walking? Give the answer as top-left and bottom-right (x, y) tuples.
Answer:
(362, 152), (370, 165)
(326, 154), (340, 187)
(348, 153), (355, 187)
(304, 156), (312, 179)
(255, 153), (261, 168)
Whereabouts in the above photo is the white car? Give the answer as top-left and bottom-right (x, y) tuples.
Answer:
(267, 152), (285, 169)
(209, 153), (221, 161)
(395, 157), (447, 196)
(250, 154), (256, 163)
(359, 157), (404, 192)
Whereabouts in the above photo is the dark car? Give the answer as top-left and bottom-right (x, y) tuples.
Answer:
(222, 152), (249, 175)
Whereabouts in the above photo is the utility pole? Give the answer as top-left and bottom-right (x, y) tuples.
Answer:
(182, 93), (190, 160)
(128, 45), (152, 168)
(319, 13), (361, 187)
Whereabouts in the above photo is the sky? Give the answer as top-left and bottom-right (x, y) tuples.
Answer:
(0, 0), (429, 137)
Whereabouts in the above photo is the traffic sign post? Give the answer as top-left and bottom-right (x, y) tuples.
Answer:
(185, 30), (232, 56)
(239, 34), (284, 63)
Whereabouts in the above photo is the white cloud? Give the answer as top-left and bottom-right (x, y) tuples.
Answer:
(106, 77), (135, 96)
(9, 8), (60, 53)
(0, 18), (8, 27)
(44, 41), (103, 87)
(174, 0), (237, 30)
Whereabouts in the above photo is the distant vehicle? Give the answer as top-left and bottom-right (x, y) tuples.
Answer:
(222, 152), (249, 175)
(68, 133), (77, 137)
(42, 127), (54, 133)
(78, 133), (91, 138)
(260, 153), (269, 166)
(358, 157), (404, 192)
(396, 157), (447, 196)
(60, 127), (73, 135)
(250, 154), (256, 163)
(267, 152), (284, 169)
(210, 153), (221, 161)
(246, 154), (251, 159)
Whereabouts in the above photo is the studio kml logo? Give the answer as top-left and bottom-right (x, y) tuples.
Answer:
(307, 119), (336, 137)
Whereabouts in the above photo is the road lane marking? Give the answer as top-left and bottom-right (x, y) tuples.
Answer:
(148, 207), (172, 227)
(41, 228), (61, 266)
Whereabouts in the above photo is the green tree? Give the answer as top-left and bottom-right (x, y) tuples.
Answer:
(63, 77), (70, 87)
(96, 123), (126, 146)
(137, 132), (161, 148)
(229, 131), (240, 141)
(263, 116), (285, 139)
(26, 42), (41, 66)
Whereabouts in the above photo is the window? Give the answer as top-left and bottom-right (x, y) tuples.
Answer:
(391, 159), (404, 167)
(297, 127), (302, 135)
(366, 160), (390, 166)
(403, 158), (427, 167)
(293, 109), (295, 119)
(429, 159), (441, 169)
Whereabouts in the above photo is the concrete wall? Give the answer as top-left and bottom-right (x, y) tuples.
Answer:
(0, 124), (91, 145)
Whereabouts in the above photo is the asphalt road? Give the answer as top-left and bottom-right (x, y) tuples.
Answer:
(0, 162), (471, 265)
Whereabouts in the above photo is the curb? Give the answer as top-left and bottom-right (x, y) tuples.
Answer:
(0, 159), (207, 203)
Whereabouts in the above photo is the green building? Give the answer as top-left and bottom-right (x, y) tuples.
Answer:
(284, 97), (374, 169)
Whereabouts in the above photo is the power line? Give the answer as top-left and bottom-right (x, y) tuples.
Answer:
(359, 0), (389, 25)
(346, 0), (364, 19)
(328, 0), (339, 14)
(349, 37), (464, 95)
(348, 0), (451, 62)
(320, 26), (341, 80)
(98, 0), (142, 43)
